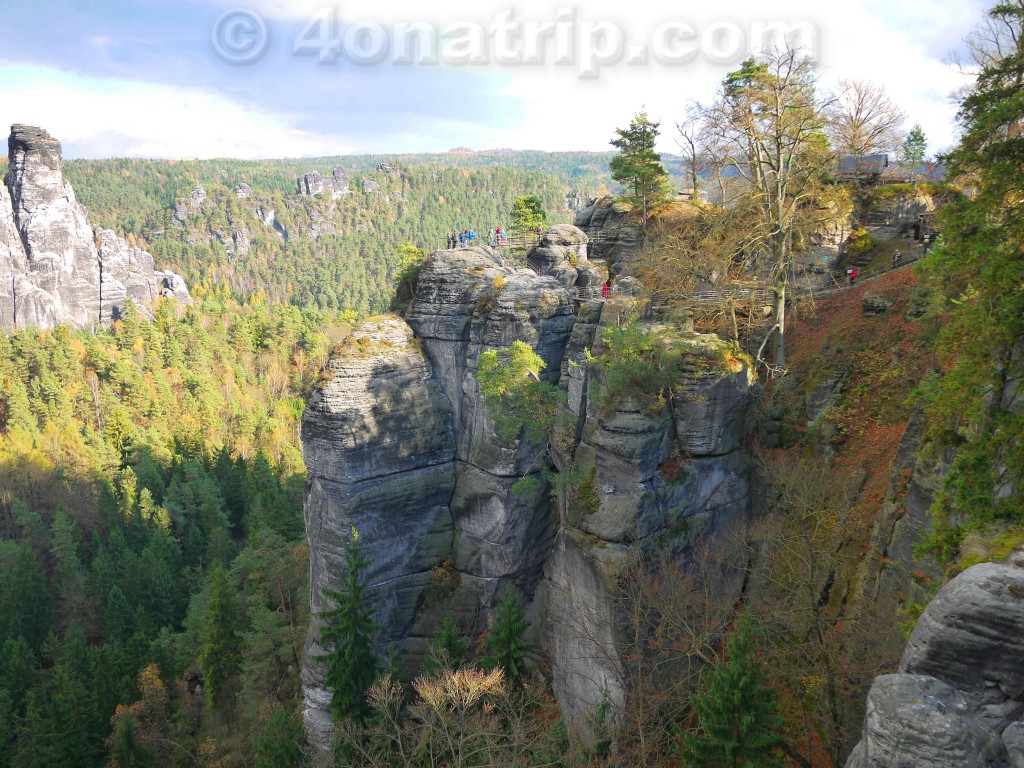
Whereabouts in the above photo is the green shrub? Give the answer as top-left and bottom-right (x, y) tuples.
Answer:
(846, 233), (879, 260)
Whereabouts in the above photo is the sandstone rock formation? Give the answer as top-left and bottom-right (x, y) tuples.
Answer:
(0, 124), (190, 330)
(526, 224), (605, 300)
(846, 551), (1024, 767)
(862, 290), (894, 317)
(298, 171), (325, 196)
(300, 226), (756, 749)
(574, 196), (640, 277)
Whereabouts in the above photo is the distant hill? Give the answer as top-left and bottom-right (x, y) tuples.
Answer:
(43, 157), (574, 314)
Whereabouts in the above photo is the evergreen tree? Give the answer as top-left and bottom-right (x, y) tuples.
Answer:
(107, 713), (155, 768)
(198, 561), (242, 711)
(0, 541), (52, 652)
(253, 706), (307, 767)
(421, 615), (469, 676)
(509, 195), (547, 238)
(609, 110), (671, 235)
(682, 614), (783, 768)
(484, 589), (533, 684)
(900, 123), (928, 172)
(915, 1), (1024, 538)
(319, 527), (378, 722)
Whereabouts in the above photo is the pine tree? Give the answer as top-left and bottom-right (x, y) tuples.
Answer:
(197, 561), (242, 711)
(509, 195), (547, 238)
(253, 706), (307, 767)
(107, 713), (155, 768)
(319, 527), (378, 722)
(900, 124), (928, 173)
(484, 589), (533, 684)
(682, 614), (783, 768)
(609, 110), (671, 236)
(914, 1), (1024, 532)
(421, 614), (469, 676)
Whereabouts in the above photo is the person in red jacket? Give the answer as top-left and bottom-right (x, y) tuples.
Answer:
(602, 281), (610, 298)
(849, 267), (858, 286)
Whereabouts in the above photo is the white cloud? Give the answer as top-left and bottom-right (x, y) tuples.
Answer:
(0, 62), (353, 158)
(0, 0), (986, 158)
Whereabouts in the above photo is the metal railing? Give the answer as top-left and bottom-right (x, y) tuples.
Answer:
(434, 229), (621, 254)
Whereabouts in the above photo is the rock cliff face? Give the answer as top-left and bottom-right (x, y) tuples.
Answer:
(846, 550), (1024, 768)
(0, 125), (190, 330)
(574, 196), (640, 277)
(300, 227), (756, 748)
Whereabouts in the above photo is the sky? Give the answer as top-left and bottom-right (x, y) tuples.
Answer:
(0, 0), (985, 160)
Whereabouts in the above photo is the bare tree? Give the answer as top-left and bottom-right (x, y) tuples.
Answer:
(826, 79), (906, 160)
(745, 448), (870, 768)
(676, 101), (710, 197)
(954, 0), (1024, 72)
(694, 49), (845, 371)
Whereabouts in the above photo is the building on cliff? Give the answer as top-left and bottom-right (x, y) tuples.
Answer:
(0, 124), (191, 331)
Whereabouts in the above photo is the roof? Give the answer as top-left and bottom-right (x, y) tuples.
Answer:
(838, 154), (890, 175)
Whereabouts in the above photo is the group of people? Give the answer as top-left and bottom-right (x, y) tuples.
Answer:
(447, 230), (477, 249)
(447, 229), (514, 249)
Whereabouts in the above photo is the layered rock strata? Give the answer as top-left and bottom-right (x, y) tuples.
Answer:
(301, 229), (755, 748)
(846, 552), (1024, 768)
(0, 124), (190, 330)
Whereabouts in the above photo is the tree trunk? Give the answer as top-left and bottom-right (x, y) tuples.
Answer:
(773, 280), (787, 369)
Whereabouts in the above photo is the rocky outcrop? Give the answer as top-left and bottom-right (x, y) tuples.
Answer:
(574, 196), (640, 277)
(297, 169), (348, 197)
(845, 674), (1005, 768)
(0, 124), (190, 330)
(301, 226), (756, 748)
(526, 224), (605, 300)
(298, 171), (325, 196)
(541, 318), (754, 730)
(301, 317), (457, 743)
(846, 551), (1024, 767)
(862, 290), (894, 317)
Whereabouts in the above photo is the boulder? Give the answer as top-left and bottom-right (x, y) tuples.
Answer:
(1004, 721), (1024, 768)
(844, 674), (1005, 768)
(862, 290), (894, 317)
(900, 562), (1024, 721)
(848, 557), (1024, 765)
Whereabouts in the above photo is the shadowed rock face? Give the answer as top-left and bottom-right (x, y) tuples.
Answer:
(0, 124), (190, 330)
(846, 552), (1024, 768)
(574, 196), (640, 277)
(542, 318), (754, 730)
(300, 317), (457, 746)
(300, 231), (756, 749)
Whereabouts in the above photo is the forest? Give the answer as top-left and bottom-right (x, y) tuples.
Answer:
(0, 293), (349, 766)
(61, 160), (575, 314)
(1, 0), (1023, 764)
